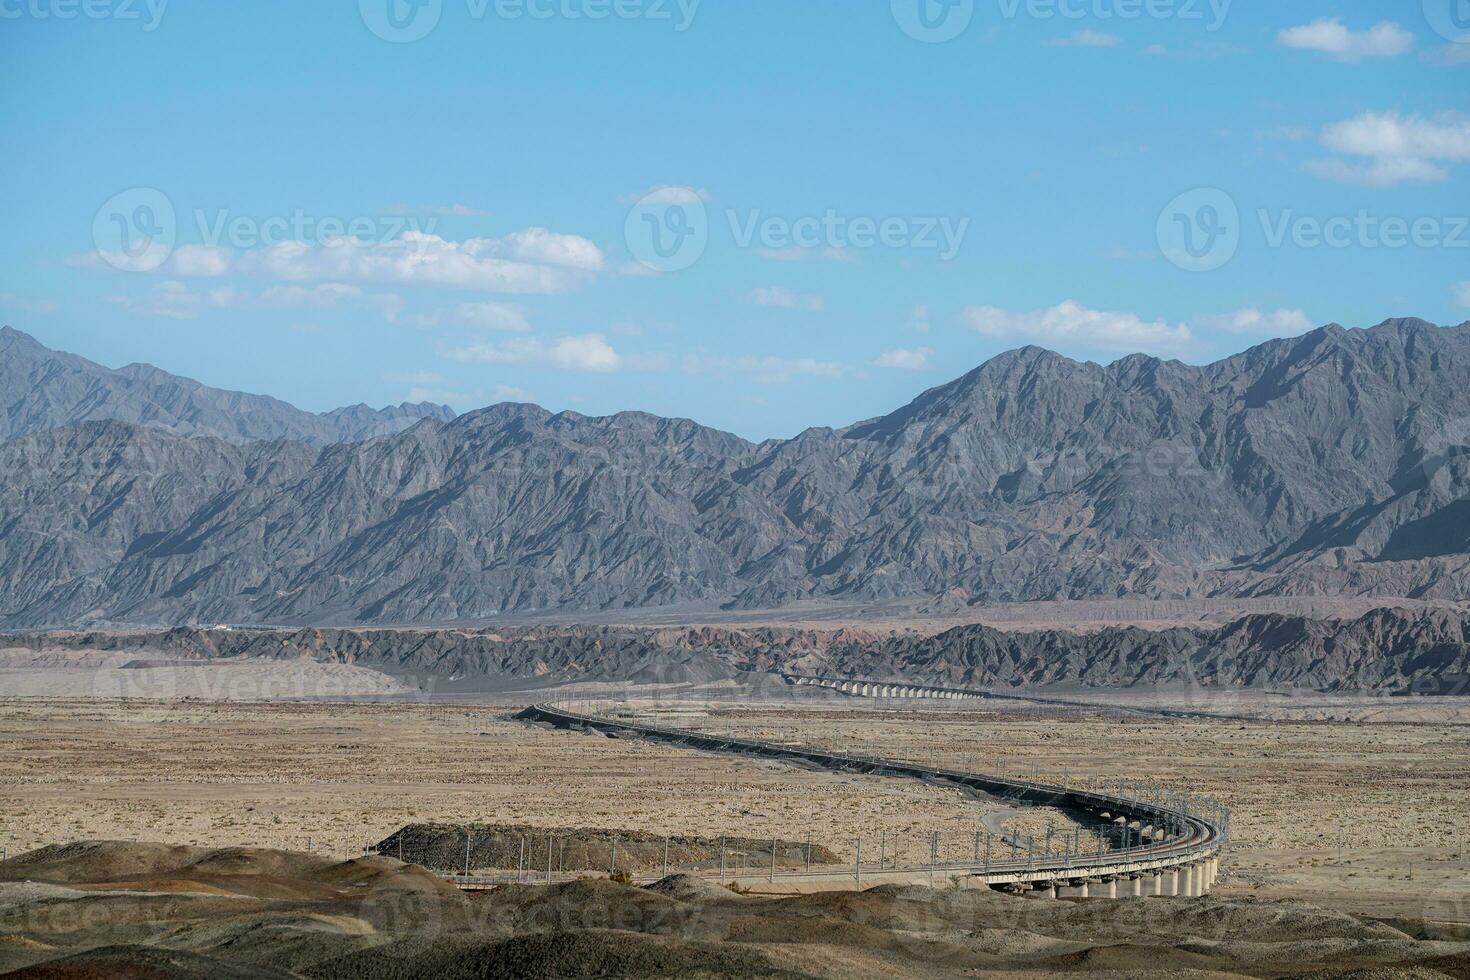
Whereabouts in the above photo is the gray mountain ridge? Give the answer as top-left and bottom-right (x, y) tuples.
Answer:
(0, 325), (455, 446)
(4, 606), (1466, 693)
(2, 317), (1470, 628)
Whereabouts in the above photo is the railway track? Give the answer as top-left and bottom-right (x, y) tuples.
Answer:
(490, 701), (1229, 899)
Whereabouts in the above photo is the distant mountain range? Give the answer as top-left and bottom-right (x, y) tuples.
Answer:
(0, 325), (454, 446)
(5, 606), (1467, 694)
(2, 318), (1469, 628)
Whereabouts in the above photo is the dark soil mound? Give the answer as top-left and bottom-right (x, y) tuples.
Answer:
(371, 824), (838, 876)
(303, 929), (803, 979)
(3, 944), (295, 979)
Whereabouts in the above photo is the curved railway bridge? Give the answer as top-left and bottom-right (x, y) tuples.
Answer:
(516, 703), (1228, 899)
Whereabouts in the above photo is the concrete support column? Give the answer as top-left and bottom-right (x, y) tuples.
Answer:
(1143, 873), (1163, 897)
(1099, 878), (1118, 899)
(1181, 865), (1197, 897)
(1126, 875), (1143, 898)
(1030, 882), (1056, 899)
(1160, 870), (1178, 897)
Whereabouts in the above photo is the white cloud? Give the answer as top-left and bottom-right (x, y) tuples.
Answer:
(258, 282), (403, 321)
(500, 227), (605, 271)
(1191, 308), (1313, 338)
(415, 302), (532, 332)
(445, 334), (622, 373)
(1307, 112), (1470, 186)
(0, 293), (59, 314)
(260, 283), (364, 309)
(110, 281), (244, 320)
(170, 244), (233, 277)
(1321, 112), (1470, 160)
(83, 230), (605, 295)
(961, 300), (1194, 354)
(1144, 43), (1168, 56)
(750, 286), (825, 311)
(679, 353), (849, 385)
(1047, 30), (1122, 48)
(1277, 19), (1413, 62)
(873, 347), (934, 370)
(494, 384), (535, 402)
(385, 371), (448, 385)
(1455, 281), (1470, 309)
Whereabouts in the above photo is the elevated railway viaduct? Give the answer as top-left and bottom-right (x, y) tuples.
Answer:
(516, 702), (1227, 899)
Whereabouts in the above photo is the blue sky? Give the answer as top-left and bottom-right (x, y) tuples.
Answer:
(1, 0), (1467, 439)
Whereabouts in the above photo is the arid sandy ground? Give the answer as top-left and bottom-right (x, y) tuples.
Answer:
(1, 691), (1466, 929)
(643, 700), (1470, 924)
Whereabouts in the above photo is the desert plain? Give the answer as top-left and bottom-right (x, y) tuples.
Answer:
(1, 668), (1466, 926)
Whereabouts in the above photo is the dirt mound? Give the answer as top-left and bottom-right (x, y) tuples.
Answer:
(0, 842), (337, 888)
(0, 842), (454, 905)
(371, 823), (838, 875)
(3, 840), (1467, 978)
(306, 929), (802, 979)
(644, 874), (747, 902)
(3, 943), (295, 979)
